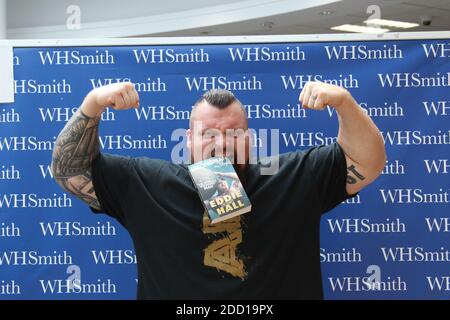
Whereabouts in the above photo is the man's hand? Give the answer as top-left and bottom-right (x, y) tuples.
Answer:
(299, 81), (350, 110)
(81, 82), (140, 118)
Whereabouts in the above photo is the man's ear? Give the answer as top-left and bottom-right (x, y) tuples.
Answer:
(186, 128), (192, 150)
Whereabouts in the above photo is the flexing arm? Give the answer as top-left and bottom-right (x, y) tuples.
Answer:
(51, 82), (140, 210)
(299, 81), (386, 195)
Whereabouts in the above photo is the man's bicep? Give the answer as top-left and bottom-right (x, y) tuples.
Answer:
(344, 154), (379, 195)
(55, 169), (101, 210)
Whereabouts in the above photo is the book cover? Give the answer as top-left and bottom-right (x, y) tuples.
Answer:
(188, 157), (252, 224)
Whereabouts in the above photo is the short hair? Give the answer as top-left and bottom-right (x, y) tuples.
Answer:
(194, 89), (237, 109)
(190, 89), (247, 128)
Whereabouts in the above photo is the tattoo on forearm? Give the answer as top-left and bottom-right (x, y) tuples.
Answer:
(51, 109), (101, 209)
(347, 164), (365, 184)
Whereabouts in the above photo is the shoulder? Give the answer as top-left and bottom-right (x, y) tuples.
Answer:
(256, 142), (341, 166)
(284, 142), (344, 165)
(133, 156), (190, 181)
(94, 153), (187, 177)
(249, 142), (343, 178)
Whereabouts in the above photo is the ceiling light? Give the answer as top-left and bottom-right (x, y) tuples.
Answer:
(364, 18), (419, 29)
(331, 24), (390, 33)
(261, 21), (275, 29)
(319, 10), (334, 15)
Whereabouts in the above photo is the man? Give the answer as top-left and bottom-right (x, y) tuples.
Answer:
(51, 81), (386, 299)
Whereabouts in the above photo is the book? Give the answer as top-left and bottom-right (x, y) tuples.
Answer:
(188, 157), (252, 224)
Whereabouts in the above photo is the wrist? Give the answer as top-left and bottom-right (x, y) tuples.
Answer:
(334, 90), (354, 112)
(80, 90), (105, 118)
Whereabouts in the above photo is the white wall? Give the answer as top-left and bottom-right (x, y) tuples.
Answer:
(0, 0), (6, 38)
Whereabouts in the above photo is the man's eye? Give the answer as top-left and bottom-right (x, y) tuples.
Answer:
(230, 131), (245, 138)
(202, 132), (214, 139)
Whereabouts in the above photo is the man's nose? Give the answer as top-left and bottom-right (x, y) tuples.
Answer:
(213, 134), (233, 148)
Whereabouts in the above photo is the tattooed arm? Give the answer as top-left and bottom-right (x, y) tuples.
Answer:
(299, 81), (386, 195)
(334, 92), (386, 195)
(51, 82), (140, 210)
(51, 110), (101, 209)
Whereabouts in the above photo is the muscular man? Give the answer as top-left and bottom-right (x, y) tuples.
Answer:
(51, 81), (386, 299)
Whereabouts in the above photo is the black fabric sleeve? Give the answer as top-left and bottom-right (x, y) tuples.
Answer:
(89, 153), (134, 226)
(307, 141), (358, 214)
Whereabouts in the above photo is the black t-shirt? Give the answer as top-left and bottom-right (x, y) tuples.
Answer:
(90, 142), (356, 299)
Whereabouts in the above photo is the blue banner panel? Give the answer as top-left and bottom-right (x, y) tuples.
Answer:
(1, 36), (449, 299)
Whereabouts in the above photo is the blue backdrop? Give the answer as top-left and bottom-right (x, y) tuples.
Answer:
(1, 35), (449, 299)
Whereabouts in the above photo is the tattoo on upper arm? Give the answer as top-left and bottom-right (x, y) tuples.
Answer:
(51, 109), (102, 210)
(347, 164), (366, 184)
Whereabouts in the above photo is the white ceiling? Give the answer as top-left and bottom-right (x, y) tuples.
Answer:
(5, 0), (450, 39)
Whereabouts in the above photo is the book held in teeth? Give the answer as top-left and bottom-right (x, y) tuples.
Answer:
(188, 157), (252, 224)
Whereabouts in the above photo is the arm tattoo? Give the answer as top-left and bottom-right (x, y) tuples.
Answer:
(51, 109), (102, 210)
(347, 164), (366, 185)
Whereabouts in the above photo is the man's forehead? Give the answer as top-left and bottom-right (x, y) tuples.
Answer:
(190, 101), (247, 129)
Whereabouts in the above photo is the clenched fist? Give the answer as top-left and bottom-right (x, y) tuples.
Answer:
(81, 82), (140, 118)
(299, 81), (351, 111)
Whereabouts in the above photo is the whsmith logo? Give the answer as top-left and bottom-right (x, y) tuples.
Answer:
(14, 79), (71, 94)
(228, 46), (306, 62)
(38, 107), (115, 122)
(39, 221), (116, 237)
(381, 160), (405, 175)
(244, 104), (307, 120)
(280, 74), (358, 90)
(0, 251), (72, 266)
(427, 276), (450, 291)
(425, 217), (450, 232)
(324, 102), (404, 118)
(381, 130), (450, 146)
(39, 279), (116, 294)
(422, 101), (450, 116)
(89, 78), (167, 92)
(0, 193), (72, 208)
(185, 75), (262, 91)
(328, 266), (407, 292)
(324, 44), (403, 60)
(133, 48), (209, 63)
(328, 276), (407, 292)
(320, 248), (362, 263)
(99, 135), (167, 150)
(359, 102), (404, 118)
(282, 131), (337, 147)
(38, 50), (115, 65)
(381, 247), (450, 262)
(423, 159), (450, 174)
(134, 106), (191, 121)
(421, 43), (450, 58)
(0, 165), (20, 180)
(326, 218), (406, 233)
(0, 136), (56, 151)
(0, 280), (20, 295)
(0, 222), (20, 237)
(379, 188), (449, 204)
(378, 72), (450, 88)
(0, 108), (20, 123)
(91, 250), (137, 265)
